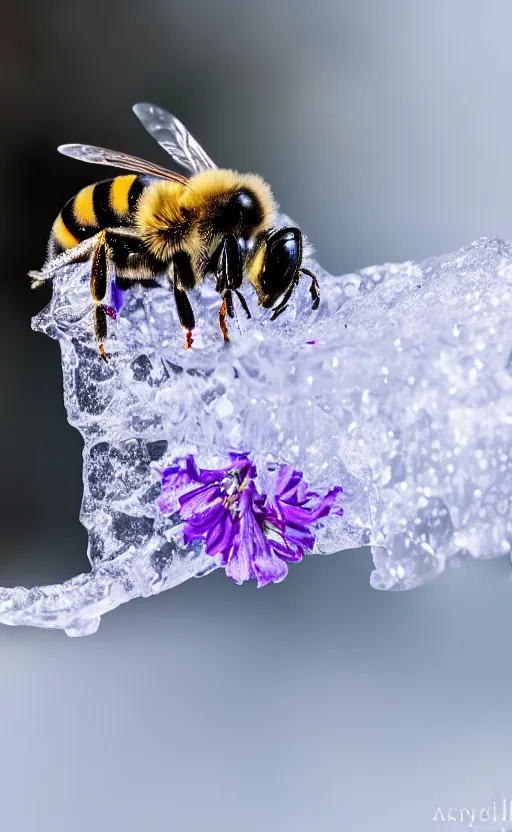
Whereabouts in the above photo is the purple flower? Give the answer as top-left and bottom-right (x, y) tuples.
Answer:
(101, 281), (125, 322)
(110, 280), (125, 314)
(158, 453), (343, 587)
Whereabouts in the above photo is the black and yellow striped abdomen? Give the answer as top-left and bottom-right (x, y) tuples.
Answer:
(49, 174), (146, 257)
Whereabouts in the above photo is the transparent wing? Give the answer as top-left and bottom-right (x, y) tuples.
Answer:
(57, 144), (191, 186)
(132, 103), (217, 175)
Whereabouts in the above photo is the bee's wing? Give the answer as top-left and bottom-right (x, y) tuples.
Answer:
(132, 103), (217, 175)
(57, 144), (191, 187)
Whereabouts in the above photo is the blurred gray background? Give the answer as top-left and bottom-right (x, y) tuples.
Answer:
(1, 1), (512, 830)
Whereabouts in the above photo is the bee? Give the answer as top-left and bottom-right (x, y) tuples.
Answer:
(29, 104), (320, 361)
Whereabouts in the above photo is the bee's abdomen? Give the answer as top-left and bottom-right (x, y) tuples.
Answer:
(49, 175), (146, 257)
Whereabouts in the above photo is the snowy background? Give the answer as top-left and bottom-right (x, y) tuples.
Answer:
(1, 1), (512, 830)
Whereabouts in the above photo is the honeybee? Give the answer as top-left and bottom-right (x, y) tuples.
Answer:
(29, 104), (320, 361)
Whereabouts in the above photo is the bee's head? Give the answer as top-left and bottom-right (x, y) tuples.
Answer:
(246, 227), (304, 311)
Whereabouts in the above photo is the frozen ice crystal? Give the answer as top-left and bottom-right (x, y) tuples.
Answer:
(1, 231), (511, 635)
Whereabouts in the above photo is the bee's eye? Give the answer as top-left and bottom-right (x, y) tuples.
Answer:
(261, 228), (302, 299)
(225, 188), (263, 228)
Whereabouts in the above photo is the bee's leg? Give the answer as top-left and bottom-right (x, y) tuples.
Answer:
(219, 289), (235, 343)
(301, 267), (320, 310)
(269, 278), (299, 321)
(90, 231), (110, 362)
(270, 296), (291, 321)
(93, 307), (109, 363)
(233, 289), (251, 319)
(270, 268), (320, 321)
(173, 286), (196, 349)
(29, 235), (101, 287)
(172, 251), (196, 348)
(217, 235), (239, 343)
(29, 226), (143, 288)
(216, 235), (249, 342)
(216, 235), (243, 292)
(173, 251), (196, 290)
(93, 228), (156, 360)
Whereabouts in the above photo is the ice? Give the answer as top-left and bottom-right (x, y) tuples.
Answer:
(1, 232), (511, 635)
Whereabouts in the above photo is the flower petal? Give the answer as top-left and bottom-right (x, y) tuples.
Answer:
(281, 521), (315, 550)
(224, 530), (253, 584)
(183, 502), (227, 539)
(205, 510), (236, 557)
(179, 484), (222, 518)
(195, 456), (253, 485)
(161, 465), (191, 490)
(227, 503), (288, 587)
(301, 486), (343, 522)
(184, 455), (201, 482)
(157, 492), (180, 515)
(110, 280), (125, 313)
(253, 547), (288, 587)
(275, 485), (343, 527)
(273, 464), (297, 498)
